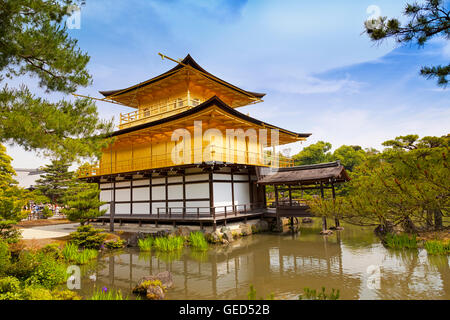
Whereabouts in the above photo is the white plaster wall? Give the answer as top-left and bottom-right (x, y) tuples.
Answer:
(234, 174), (249, 181)
(168, 202), (183, 214)
(100, 204), (110, 214)
(132, 187), (149, 201)
(115, 181), (131, 188)
(186, 183), (209, 199)
(185, 173), (208, 182)
(234, 182), (250, 206)
(100, 190), (111, 202)
(152, 186), (165, 200)
(213, 173), (231, 180)
(168, 185), (183, 200)
(100, 183), (113, 189)
(133, 203), (150, 214)
(133, 179), (149, 186)
(115, 188), (130, 202)
(167, 176), (182, 183)
(152, 177), (165, 185)
(151, 203), (166, 214)
(185, 201), (210, 214)
(116, 203), (130, 214)
(213, 182), (232, 212)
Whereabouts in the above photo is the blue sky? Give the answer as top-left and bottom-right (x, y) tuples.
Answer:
(7, 0), (450, 168)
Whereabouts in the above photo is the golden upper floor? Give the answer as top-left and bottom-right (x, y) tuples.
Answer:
(100, 54), (266, 130)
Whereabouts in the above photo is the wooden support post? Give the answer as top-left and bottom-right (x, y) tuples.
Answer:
(288, 185), (292, 206)
(274, 185), (279, 207)
(139, 220), (142, 227)
(331, 183), (340, 228)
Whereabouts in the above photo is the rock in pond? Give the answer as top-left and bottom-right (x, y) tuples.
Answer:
(133, 271), (173, 300)
(302, 218), (313, 223)
(320, 230), (333, 235)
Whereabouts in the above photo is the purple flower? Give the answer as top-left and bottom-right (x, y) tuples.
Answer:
(102, 287), (108, 293)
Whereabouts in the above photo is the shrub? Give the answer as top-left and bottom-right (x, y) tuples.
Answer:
(189, 232), (208, 251)
(138, 237), (154, 251)
(69, 225), (107, 249)
(0, 240), (11, 275)
(8, 251), (40, 281)
(41, 243), (62, 260)
(52, 289), (82, 300)
(104, 238), (126, 249)
(41, 206), (53, 219)
(25, 253), (67, 289)
(21, 286), (54, 300)
(0, 276), (22, 300)
(0, 220), (22, 243)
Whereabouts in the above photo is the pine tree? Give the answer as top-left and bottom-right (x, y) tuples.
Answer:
(364, 0), (450, 87)
(35, 158), (74, 206)
(0, 0), (113, 160)
(63, 181), (106, 225)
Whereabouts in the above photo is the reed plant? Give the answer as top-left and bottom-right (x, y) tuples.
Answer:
(189, 232), (208, 251)
(153, 235), (184, 252)
(90, 287), (126, 300)
(384, 233), (418, 249)
(137, 237), (154, 251)
(62, 243), (98, 265)
(424, 240), (450, 255)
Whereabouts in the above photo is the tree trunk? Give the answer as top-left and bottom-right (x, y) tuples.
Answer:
(322, 216), (327, 231)
(334, 217), (340, 228)
(426, 210), (433, 229)
(434, 208), (443, 230)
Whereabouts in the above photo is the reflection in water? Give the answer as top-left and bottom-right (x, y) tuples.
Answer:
(78, 220), (450, 300)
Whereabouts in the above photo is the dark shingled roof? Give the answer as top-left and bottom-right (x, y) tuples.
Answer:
(111, 95), (311, 139)
(257, 161), (350, 186)
(99, 54), (266, 100)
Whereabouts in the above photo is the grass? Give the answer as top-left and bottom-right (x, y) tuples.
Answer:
(90, 287), (126, 300)
(424, 240), (450, 255)
(189, 232), (208, 251)
(299, 287), (340, 300)
(153, 236), (184, 252)
(62, 243), (98, 265)
(137, 237), (154, 251)
(384, 233), (418, 249)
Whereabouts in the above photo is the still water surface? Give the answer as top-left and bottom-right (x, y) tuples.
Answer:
(78, 220), (450, 300)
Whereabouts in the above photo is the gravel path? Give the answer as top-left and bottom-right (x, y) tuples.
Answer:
(19, 223), (80, 239)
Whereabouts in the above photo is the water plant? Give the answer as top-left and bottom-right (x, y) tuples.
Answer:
(62, 243), (98, 265)
(90, 287), (126, 300)
(62, 243), (79, 262)
(424, 240), (450, 255)
(189, 232), (208, 251)
(298, 287), (340, 300)
(153, 235), (184, 252)
(247, 284), (275, 300)
(138, 237), (154, 251)
(384, 233), (418, 249)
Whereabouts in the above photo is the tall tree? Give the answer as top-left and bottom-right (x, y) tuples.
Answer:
(35, 158), (74, 206)
(364, 0), (450, 87)
(0, 0), (113, 160)
(293, 141), (332, 165)
(331, 145), (367, 171)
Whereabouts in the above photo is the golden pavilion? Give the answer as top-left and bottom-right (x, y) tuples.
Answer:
(79, 54), (312, 228)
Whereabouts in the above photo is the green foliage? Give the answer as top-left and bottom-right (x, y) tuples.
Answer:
(25, 253), (67, 289)
(62, 242), (79, 261)
(364, 0), (450, 87)
(247, 284), (257, 300)
(189, 232), (208, 251)
(62, 242), (97, 264)
(0, 276), (22, 300)
(41, 243), (62, 260)
(298, 287), (340, 300)
(332, 145), (367, 171)
(35, 159), (74, 206)
(69, 225), (107, 249)
(138, 237), (154, 251)
(0, 0), (114, 159)
(293, 141), (332, 165)
(384, 233), (418, 249)
(0, 241), (11, 275)
(153, 235), (185, 252)
(424, 240), (450, 255)
(8, 251), (39, 281)
(327, 135), (449, 231)
(104, 238), (126, 249)
(90, 287), (126, 300)
(41, 206), (53, 218)
(0, 220), (22, 243)
(63, 183), (106, 225)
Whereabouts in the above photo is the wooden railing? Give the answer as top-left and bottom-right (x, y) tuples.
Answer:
(78, 146), (294, 177)
(119, 97), (199, 129)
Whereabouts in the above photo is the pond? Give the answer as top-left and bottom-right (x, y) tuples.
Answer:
(76, 219), (450, 300)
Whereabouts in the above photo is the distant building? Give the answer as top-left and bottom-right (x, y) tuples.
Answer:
(14, 168), (44, 190)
